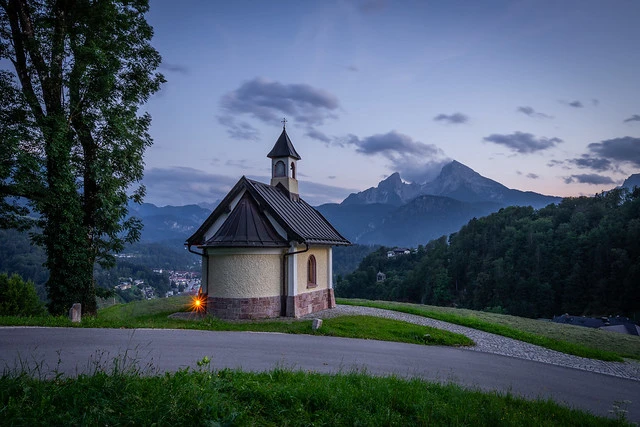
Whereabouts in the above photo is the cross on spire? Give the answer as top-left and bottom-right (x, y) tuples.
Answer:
(281, 117), (287, 129)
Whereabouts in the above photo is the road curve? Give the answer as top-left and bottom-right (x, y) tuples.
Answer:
(1, 327), (639, 422)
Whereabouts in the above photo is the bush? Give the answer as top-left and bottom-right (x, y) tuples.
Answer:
(0, 273), (46, 316)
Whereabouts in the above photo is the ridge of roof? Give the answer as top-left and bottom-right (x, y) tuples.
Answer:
(267, 127), (301, 160)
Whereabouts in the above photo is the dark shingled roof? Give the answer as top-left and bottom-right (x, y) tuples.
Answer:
(186, 176), (350, 247)
(204, 192), (288, 248)
(267, 128), (301, 160)
(246, 179), (349, 245)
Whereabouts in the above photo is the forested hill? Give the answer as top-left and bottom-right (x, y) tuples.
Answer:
(335, 188), (640, 320)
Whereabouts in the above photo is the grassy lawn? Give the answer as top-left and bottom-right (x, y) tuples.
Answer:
(0, 296), (473, 348)
(0, 367), (629, 426)
(338, 299), (640, 362)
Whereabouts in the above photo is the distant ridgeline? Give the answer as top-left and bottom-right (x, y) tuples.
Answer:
(335, 188), (640, 320)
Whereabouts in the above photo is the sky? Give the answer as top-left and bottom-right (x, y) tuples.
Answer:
(141, 0), (640, 207)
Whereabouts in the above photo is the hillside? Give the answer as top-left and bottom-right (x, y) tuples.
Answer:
(335, 188), (640, 320)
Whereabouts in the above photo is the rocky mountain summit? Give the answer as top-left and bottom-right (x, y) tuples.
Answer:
(342, 161), (560, 209)
(318, 161), (561, 247)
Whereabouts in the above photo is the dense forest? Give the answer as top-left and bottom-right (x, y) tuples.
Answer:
(336, 188), (640, 320)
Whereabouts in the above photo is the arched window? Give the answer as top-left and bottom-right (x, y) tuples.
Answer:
(307, 255), (317, 287)
(274, 160), (286, 177)
(290, 162), (296, 179)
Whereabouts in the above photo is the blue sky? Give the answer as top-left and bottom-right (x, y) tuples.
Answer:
(141, 0), (640, 206)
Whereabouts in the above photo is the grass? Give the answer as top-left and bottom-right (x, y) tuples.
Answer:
(0, 296), (473, 348)
(0, 365), (629, 426)
(338, 299), (640, 362)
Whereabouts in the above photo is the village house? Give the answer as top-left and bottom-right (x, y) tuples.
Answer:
(386, 248), (411, 258)
(186, 123), (350, 319)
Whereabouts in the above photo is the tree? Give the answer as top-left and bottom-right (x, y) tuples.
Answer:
(0, 273), (46, 316)
(0, 0), (164, 315)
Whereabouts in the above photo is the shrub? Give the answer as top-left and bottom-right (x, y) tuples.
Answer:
(0, 273), (46, 316)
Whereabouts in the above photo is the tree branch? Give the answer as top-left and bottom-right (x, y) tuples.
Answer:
(5, 0), (44, 122)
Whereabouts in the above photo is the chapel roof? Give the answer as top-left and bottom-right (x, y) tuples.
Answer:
(186, 176), (350, 248)
(266, 127), (301, 160)
(203, 192), (288, 248)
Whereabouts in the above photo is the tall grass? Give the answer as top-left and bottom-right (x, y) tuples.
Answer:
(0, 366), (628, 426)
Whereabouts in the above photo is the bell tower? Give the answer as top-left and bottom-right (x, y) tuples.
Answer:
(267, 118), (301, 199)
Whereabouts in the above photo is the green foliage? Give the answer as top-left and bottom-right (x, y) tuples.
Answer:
(337, 190), (640, 320)
(0, 273), (45, 316)
(0, 369), (624, 425)
(340, 299), (638, 361)
(332, 244), (379, 278)
(0, 0), (164, 316)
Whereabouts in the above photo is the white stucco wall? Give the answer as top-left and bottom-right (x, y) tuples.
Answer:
(206, 248), (282, 298)
(296, 246), (330, 294)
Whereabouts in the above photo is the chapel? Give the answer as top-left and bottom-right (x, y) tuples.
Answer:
(185, 123), (350, 319)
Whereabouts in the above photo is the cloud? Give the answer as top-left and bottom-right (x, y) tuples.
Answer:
(547, 159), (565, 168)
(526, 173), (539, 179)
(592, 99), (599, 107)
(143, 167), (358, 206)
(568, 155), (613, 172)
(216, 115), (260, 141)
(346, 65), (359, 72)
(220, 77), (339, 128)
(483, 132), (563, 154)
(143, 167), (239, 206)
(559, 100), (584, 108)
(623, 114), (640, 123)
(344, 130), (450, 183)
(516, 106), (553, 119)
(433, 112), (469, 124)
(587, 137), (640, 168)
(305, 128), (332, 143)
(563, 174), (615, 185)
(159, 62), (189, 74)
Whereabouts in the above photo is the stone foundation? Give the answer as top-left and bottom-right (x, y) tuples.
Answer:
(286, 288), (335, 318)
(207, 295), (281, 320)
(207, 289), (335, 320)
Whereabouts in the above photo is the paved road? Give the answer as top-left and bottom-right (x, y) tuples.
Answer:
(313, 305), (640, 380)
(1, 327), (639, 422)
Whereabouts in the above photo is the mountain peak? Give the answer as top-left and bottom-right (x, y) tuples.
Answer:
(342, 159), (560, 209)
(622, 173), (640, 190)
(439, 160), (481, 179)
(378, 172), (403, 189)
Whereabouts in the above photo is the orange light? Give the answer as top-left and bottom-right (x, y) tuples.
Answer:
(190, 295), (206, 314)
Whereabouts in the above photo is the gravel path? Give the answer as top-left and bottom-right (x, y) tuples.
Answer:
(308, 305), (640, 381)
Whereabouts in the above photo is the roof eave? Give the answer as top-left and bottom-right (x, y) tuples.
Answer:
(185, 176), (251, 246)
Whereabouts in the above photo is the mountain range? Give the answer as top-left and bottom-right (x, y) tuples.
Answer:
(317, 161), (561, 247)
(128, 202), (211, 244)
(134, 161), (639, 249)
